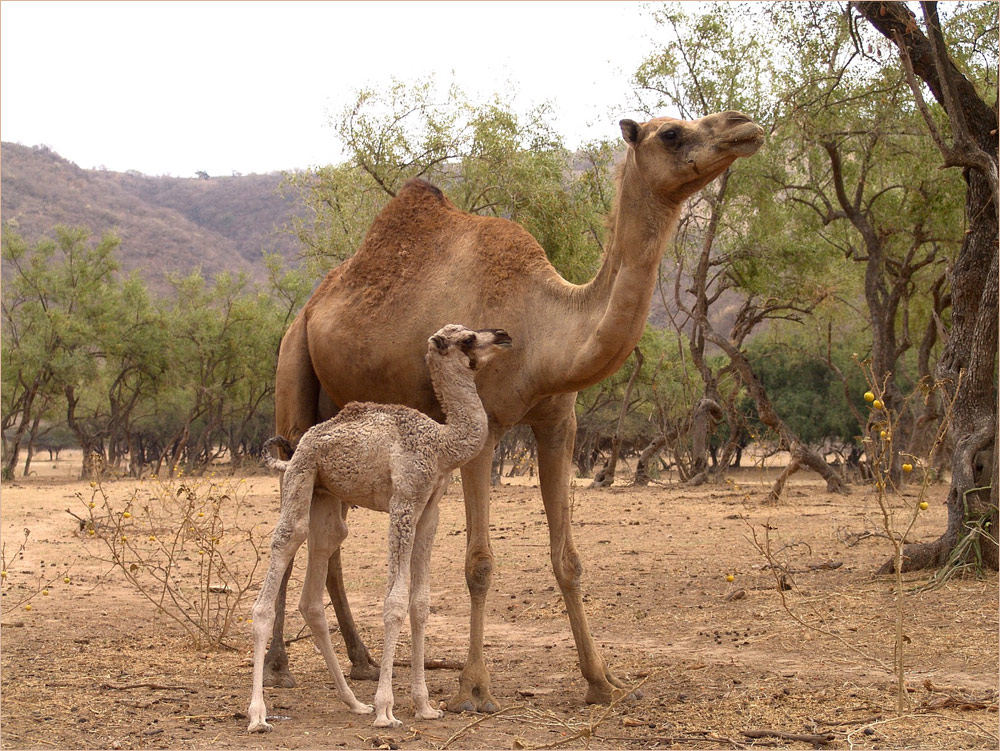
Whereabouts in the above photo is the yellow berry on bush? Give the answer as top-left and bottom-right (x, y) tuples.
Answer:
(919, 501), (929, 511)
(42, 589), (49, 596)
(725, 574), (735, 583)
(872, 399), (884, 410)
(123, 511), (132, 519)
(902, 463), (913, 473)
(24, 604), (32, 611)
(864, 391), (875, 402)
(63, 577), (71, 584)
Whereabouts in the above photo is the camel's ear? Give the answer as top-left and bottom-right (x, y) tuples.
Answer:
(430, 334), (448, 353)
(620, 119), (641, 146)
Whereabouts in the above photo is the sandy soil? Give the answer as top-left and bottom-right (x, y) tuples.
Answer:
(1, 456), (996, 750)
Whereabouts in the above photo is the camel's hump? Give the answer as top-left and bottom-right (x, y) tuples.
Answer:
(332, 179), (553, 306)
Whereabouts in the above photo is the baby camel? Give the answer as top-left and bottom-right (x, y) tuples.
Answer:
(247, 324), (512, 732)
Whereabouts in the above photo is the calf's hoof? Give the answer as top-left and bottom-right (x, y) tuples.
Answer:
(247, 719), (273, 733)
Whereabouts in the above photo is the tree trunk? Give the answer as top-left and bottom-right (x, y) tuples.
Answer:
(591, 348), (643, 489)
(634, 434), (667, 486)
(688, 397), (723, 485)
(856, 0), (999, 572)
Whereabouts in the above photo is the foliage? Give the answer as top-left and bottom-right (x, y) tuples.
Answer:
(1, 225), (310, 478)
(0, 142), (302, 296)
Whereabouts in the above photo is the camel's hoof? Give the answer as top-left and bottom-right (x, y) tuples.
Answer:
(447, 693), (499, 714)
(585, 677), (643, 705)
(416, 708), (445, 721)
(351, 703), (375, 715)
(262, 671), (297, 689)
(350, 661), (380, 682)
(262, 663), (297, 689)
(373, 716), (403, 728)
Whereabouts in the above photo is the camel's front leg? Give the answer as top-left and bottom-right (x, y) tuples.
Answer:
(409, 480), (446, 721)
(374, 494), (421, 728)
(531, 397), (631, 705)
(447, 440), (500, 714)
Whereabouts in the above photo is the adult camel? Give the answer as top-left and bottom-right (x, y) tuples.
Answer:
(264, 111), (765, 712)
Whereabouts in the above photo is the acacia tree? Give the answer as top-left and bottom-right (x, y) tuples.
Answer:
(853, 0), (999, 571)
(1, 226), (134, 478)
(634, 4), (849, 496)
(765, 2), (964, 483)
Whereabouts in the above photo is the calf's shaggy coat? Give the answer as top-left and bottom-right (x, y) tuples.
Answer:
(247, 324), (511, 732)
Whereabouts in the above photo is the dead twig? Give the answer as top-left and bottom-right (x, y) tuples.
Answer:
(741, 728), (836, 746)
(98, 681), (196, 692)
(441, 705), (527, 749)
(393, 657), (464, 670)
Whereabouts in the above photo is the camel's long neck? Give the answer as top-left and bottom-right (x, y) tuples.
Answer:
(428, 357), (489, 469)
(561, 155), (680, 390)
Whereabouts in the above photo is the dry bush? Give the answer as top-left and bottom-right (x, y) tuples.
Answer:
(74, 474), (266, 649)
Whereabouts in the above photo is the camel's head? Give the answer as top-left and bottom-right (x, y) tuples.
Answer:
(427, 324), (513, 372)
(619, 110), (764, 203)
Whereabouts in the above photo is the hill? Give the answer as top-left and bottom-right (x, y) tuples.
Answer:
(0, 143), (306, 294)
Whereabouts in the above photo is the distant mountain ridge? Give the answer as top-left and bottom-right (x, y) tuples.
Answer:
(0, 142), (306, 294)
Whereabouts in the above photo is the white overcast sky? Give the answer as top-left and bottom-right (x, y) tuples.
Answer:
(1, 1), (665, 177)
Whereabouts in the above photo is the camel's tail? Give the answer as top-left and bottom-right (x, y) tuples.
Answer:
(261, 435), (294, 473)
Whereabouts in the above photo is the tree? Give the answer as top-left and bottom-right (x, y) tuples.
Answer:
(1, 225), (128, 478)
(853, 0), (999, 571)
(765, 2), (964, 482)
(635, 4), (849, 496)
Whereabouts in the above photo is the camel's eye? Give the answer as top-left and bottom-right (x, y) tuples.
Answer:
(460, 334), (476, 349)
(660, 129), (679, 143)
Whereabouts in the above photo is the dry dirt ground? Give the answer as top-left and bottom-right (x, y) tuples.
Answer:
(1, 453), (996, 750)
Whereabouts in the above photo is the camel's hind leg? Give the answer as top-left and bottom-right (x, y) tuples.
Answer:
(326, 507), (380, 681)
(409, 479), (446, 721)
(299, 494), (374, 716)
(248, 462), (316, 733)
(447, 441), (499, 714)
(270, 317), (376, 685)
